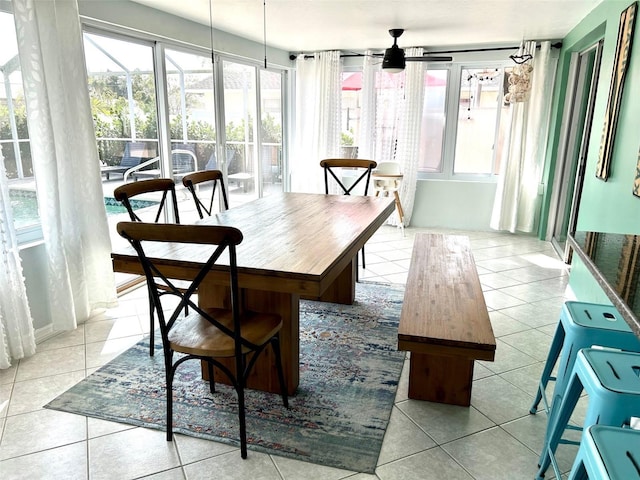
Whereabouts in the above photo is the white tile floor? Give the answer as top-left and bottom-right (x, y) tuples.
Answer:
(0, 226), (580, 479)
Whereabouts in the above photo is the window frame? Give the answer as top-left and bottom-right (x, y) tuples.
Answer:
(420, 61), (512, 182)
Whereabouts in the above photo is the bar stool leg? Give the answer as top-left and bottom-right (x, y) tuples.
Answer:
(537, 373), (583, 480)
(530, 321), (565, 414)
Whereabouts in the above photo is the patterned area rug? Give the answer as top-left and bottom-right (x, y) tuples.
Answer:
(46, 282), (405, 473)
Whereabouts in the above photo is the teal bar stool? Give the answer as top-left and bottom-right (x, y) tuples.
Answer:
(530, 301), (640, 415)
(568, 425), (640, 480)
(536, 348), (640, 480)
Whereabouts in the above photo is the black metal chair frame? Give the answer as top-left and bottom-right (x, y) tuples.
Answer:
(182, 170), (229, 218)
(320, 158), (378, 273)
(114, 178), (180, 224)
(117, 222), (288, 459)
(114, 178), (181, 356)
(320, 158), (377, 196)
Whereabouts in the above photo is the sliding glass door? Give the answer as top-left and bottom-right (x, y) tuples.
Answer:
(222, 60), (257, 203)
(221, 60), (284, 205)
(164, 48), (218, 222)
(259, 69), (283, 196)
(550, 41), (602, 261)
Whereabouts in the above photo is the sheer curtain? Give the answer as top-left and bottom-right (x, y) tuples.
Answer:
(392, 47), (425, 226)
(490, 41), (558, 233)
(357, 51), (377, 160)
(291, 51), (341, 193)
(0, 150), (36, 369)
(360, 48), (425, 226)
(13, 0), (117, 332)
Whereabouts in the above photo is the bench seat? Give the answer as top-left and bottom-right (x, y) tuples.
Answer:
(398, 233), (496, 406)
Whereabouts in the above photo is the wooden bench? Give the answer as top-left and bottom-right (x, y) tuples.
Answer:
(398, 233), (496, 406)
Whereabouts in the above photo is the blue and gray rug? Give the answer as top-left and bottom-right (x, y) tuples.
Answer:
(46, 282), (405, 473)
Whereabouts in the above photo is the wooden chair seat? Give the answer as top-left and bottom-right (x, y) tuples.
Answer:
(169, 310), (283, 357)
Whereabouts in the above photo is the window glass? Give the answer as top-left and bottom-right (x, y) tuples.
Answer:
(222, 60), (257, 203)
(165, 48), (216, 221)
(341, 71), (361, 158)
(454, 67), (507, 175)
(259, 69), (283, 196)
(1, 11), (37, 229)
(418, 69), (448, 173)
(84, 32), (158, 171)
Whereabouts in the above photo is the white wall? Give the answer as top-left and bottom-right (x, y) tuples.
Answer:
(411, 180), (497, 230)
(19, 244), (52, 333)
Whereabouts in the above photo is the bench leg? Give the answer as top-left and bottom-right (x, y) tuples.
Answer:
(408, 353), (474, 406)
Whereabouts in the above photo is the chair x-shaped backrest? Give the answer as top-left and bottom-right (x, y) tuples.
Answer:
(114, 178), (180, 224)
(182, 170), (229, 218)
(117, 222), (246, 349)
(320, 159), (378, 195)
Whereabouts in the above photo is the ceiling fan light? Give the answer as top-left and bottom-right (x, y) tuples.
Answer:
(382, 45), (405, 73)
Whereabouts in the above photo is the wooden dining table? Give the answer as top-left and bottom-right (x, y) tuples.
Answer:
(111, 192), (395, 395)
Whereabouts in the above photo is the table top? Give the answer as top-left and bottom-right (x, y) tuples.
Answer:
(569, 231), (640, 337)
(112, 192), (395, 296)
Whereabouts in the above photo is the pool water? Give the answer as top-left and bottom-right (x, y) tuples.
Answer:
(10, 190), (158, 229)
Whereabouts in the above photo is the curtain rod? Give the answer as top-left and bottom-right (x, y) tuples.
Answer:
(290, 41), (562, 60)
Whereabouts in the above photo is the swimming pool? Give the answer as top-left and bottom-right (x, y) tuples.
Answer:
(9, 190), (158, 229)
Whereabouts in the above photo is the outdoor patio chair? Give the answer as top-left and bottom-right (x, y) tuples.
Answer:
(320, 158), (377, 275)
(131, 147), (198, 182)
(117, 221), (288, 459)
(113, 178), (182, 356)
(182, 170), (229, 218)
(100, 141), (153, 180)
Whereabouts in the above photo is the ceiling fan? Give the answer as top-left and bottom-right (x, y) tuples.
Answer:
(381, 29), (453, 73)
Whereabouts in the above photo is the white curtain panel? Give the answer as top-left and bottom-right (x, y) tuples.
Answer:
(357, 51), (377, 160)
(361, 48), (424, 226)
(491, 41), (558, 233)
(392, 47), (425, 226)
(291, 51), (341, 193)
(0, 150), (36, 369)
(13, 0), (117, 332)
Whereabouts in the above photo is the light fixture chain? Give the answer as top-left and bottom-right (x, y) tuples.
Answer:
(263, 0), (268, 68)
(209, 0), (214, 65)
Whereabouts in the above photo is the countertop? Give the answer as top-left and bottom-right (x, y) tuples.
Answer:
(569, 231), (640, 337)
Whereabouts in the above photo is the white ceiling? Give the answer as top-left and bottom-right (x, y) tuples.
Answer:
(131, 0), (602, 53)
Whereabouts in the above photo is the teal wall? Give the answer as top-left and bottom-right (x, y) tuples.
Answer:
(542, 0), (640, 236)
(540, 0), (640, 301)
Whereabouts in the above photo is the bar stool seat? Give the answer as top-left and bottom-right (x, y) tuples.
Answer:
(536, 348), (640, 480)
(530, 301), (640, 415)
(568, 425), (640, 480)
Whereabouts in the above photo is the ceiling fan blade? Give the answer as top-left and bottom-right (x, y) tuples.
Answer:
(406, 56), (453, 62)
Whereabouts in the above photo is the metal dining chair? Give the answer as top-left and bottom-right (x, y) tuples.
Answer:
(182, 169), (229, 218)
(114, 178), (181, 356)
(117, 221), (289, 459)
(320, 158), (377, 275)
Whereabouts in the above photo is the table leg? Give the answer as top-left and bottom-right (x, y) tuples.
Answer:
(198, 281), (299, 395)
(302, 257), (356, 305)
(408, 352), (475, 406)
